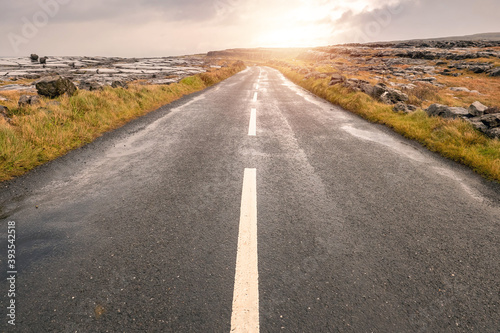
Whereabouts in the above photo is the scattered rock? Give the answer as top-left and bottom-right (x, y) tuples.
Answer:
(78, 80), (104, 91)
(393, 102), (417, 113)
(485, 106), (500, 115)
(30, 54), (39, 62)
(39, 57), (48, 64)
(36, 76), (77, 98)
(379, 88), (409, 104)
(485, 128), (500, 139)
(426, 104), (469, 119)
(18, 95), (41, 107)
(480, 114), (500, 128)
(328, 74), (346, 86)
(450, 87), (470, 93)
(489, 68), (500, 77)
(467, 117), (489, 132)
(468, 101), (488, 117)
(111, 80), (128, 89)
(0, 105), (10, 122)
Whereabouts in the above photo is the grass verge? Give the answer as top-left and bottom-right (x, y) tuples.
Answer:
(0, 61), (246, 182)
(273, 66), (500, 182)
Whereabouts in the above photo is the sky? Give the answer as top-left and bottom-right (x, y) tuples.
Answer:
(0, 0), (499, 57)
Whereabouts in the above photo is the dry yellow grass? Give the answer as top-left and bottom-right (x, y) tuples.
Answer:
(0, 61), (246, 182)
(272, 65), (500, 182)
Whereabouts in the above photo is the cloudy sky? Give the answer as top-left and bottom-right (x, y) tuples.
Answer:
(1, 0), (499, 57)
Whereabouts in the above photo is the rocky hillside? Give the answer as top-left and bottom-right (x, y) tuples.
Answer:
(0, 54), (223, 94)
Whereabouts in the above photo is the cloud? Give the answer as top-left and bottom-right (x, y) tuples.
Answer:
(330, 0), (500, 44)
(0, 0), (498, 57)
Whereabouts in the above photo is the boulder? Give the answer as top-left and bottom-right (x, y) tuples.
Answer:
(449, 87), (470, 93)
(78, 80), (104, 91)
(0, 105), (10, 122)
(468, 101), (488, 117)
(480, 114), (500, 128)
(111, 80), (128, 89)
(30, 54), (39, 62)
(485, 107), (500, 115)
(379, 88), (409, 104)
(485, 128), (500, 139)
(329, 74), (346, 86)
(426, 104), (469, 119)
(36, 76), (77, 98)
(489, 68), (500, 77)
(467, 117), (488, 132)
(39, 56), (48, 64)
(393, 102), (417, 113)
(18, 95), (41, 107)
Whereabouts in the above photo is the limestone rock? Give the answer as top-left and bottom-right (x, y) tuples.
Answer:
(468, 101), (488, 117)
(0, 105), (10, 122)
(328, 74), (346, 86)
(489, 68), (500, 77)
(78, 80), (104, 91)
(450, 87), (470, 93)
(426, 104), (469, 119)
(467, 117), (488, 132)
(393, 102), (417, 113)
(485, 107), (500, 115)
(480, 114), (500, 128)
(379, 88), (409, 104)
(36, 76), (77, 98)
(18, 95), (41, 107)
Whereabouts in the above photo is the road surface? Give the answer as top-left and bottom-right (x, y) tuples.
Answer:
(1, 66), (499, 332)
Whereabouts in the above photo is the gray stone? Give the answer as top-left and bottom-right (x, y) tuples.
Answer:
(328, 74), (346, 86)
(468, 101), (488, 117)
(380, 88), (409, 104)
(0, 105), (10, 122)
(480, 114), (500, 128)
(30, 54), (39, 62)
(18, 95), (41, 107)
(39, 57), (48, 64)
(111, 80), (128, 89)
(485, 107), (500, 115)
(78, 80), (104, 91)
(467, 117), (489, 132)
(393, 102), (417, 113)
(426, 104), (469, 119)
(489, 68), (500, 77)
(36, 76), (77, 98)
(450, 87), (470, 93)
(485, 128), (500, 138)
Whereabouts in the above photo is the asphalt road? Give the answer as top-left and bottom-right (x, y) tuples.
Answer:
(1, 66), (499, 332)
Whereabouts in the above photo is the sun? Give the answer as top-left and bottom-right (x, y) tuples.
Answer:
(253, 2), (341, 48)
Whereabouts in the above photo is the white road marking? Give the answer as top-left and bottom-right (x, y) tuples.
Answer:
(249, 109), (257, 136)
(231, 168), (259, 333)
(253, 92), (258, 102)
(255, 84), (259, 90)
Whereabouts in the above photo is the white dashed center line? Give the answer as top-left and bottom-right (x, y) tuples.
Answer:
(253, 92), (258, 102)
(249, 109), (257, 136)
(231, 168), (259, 333)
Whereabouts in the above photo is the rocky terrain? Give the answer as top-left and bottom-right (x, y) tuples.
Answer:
(0, 54), (217, 94)
(266, 39), (500, 138)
